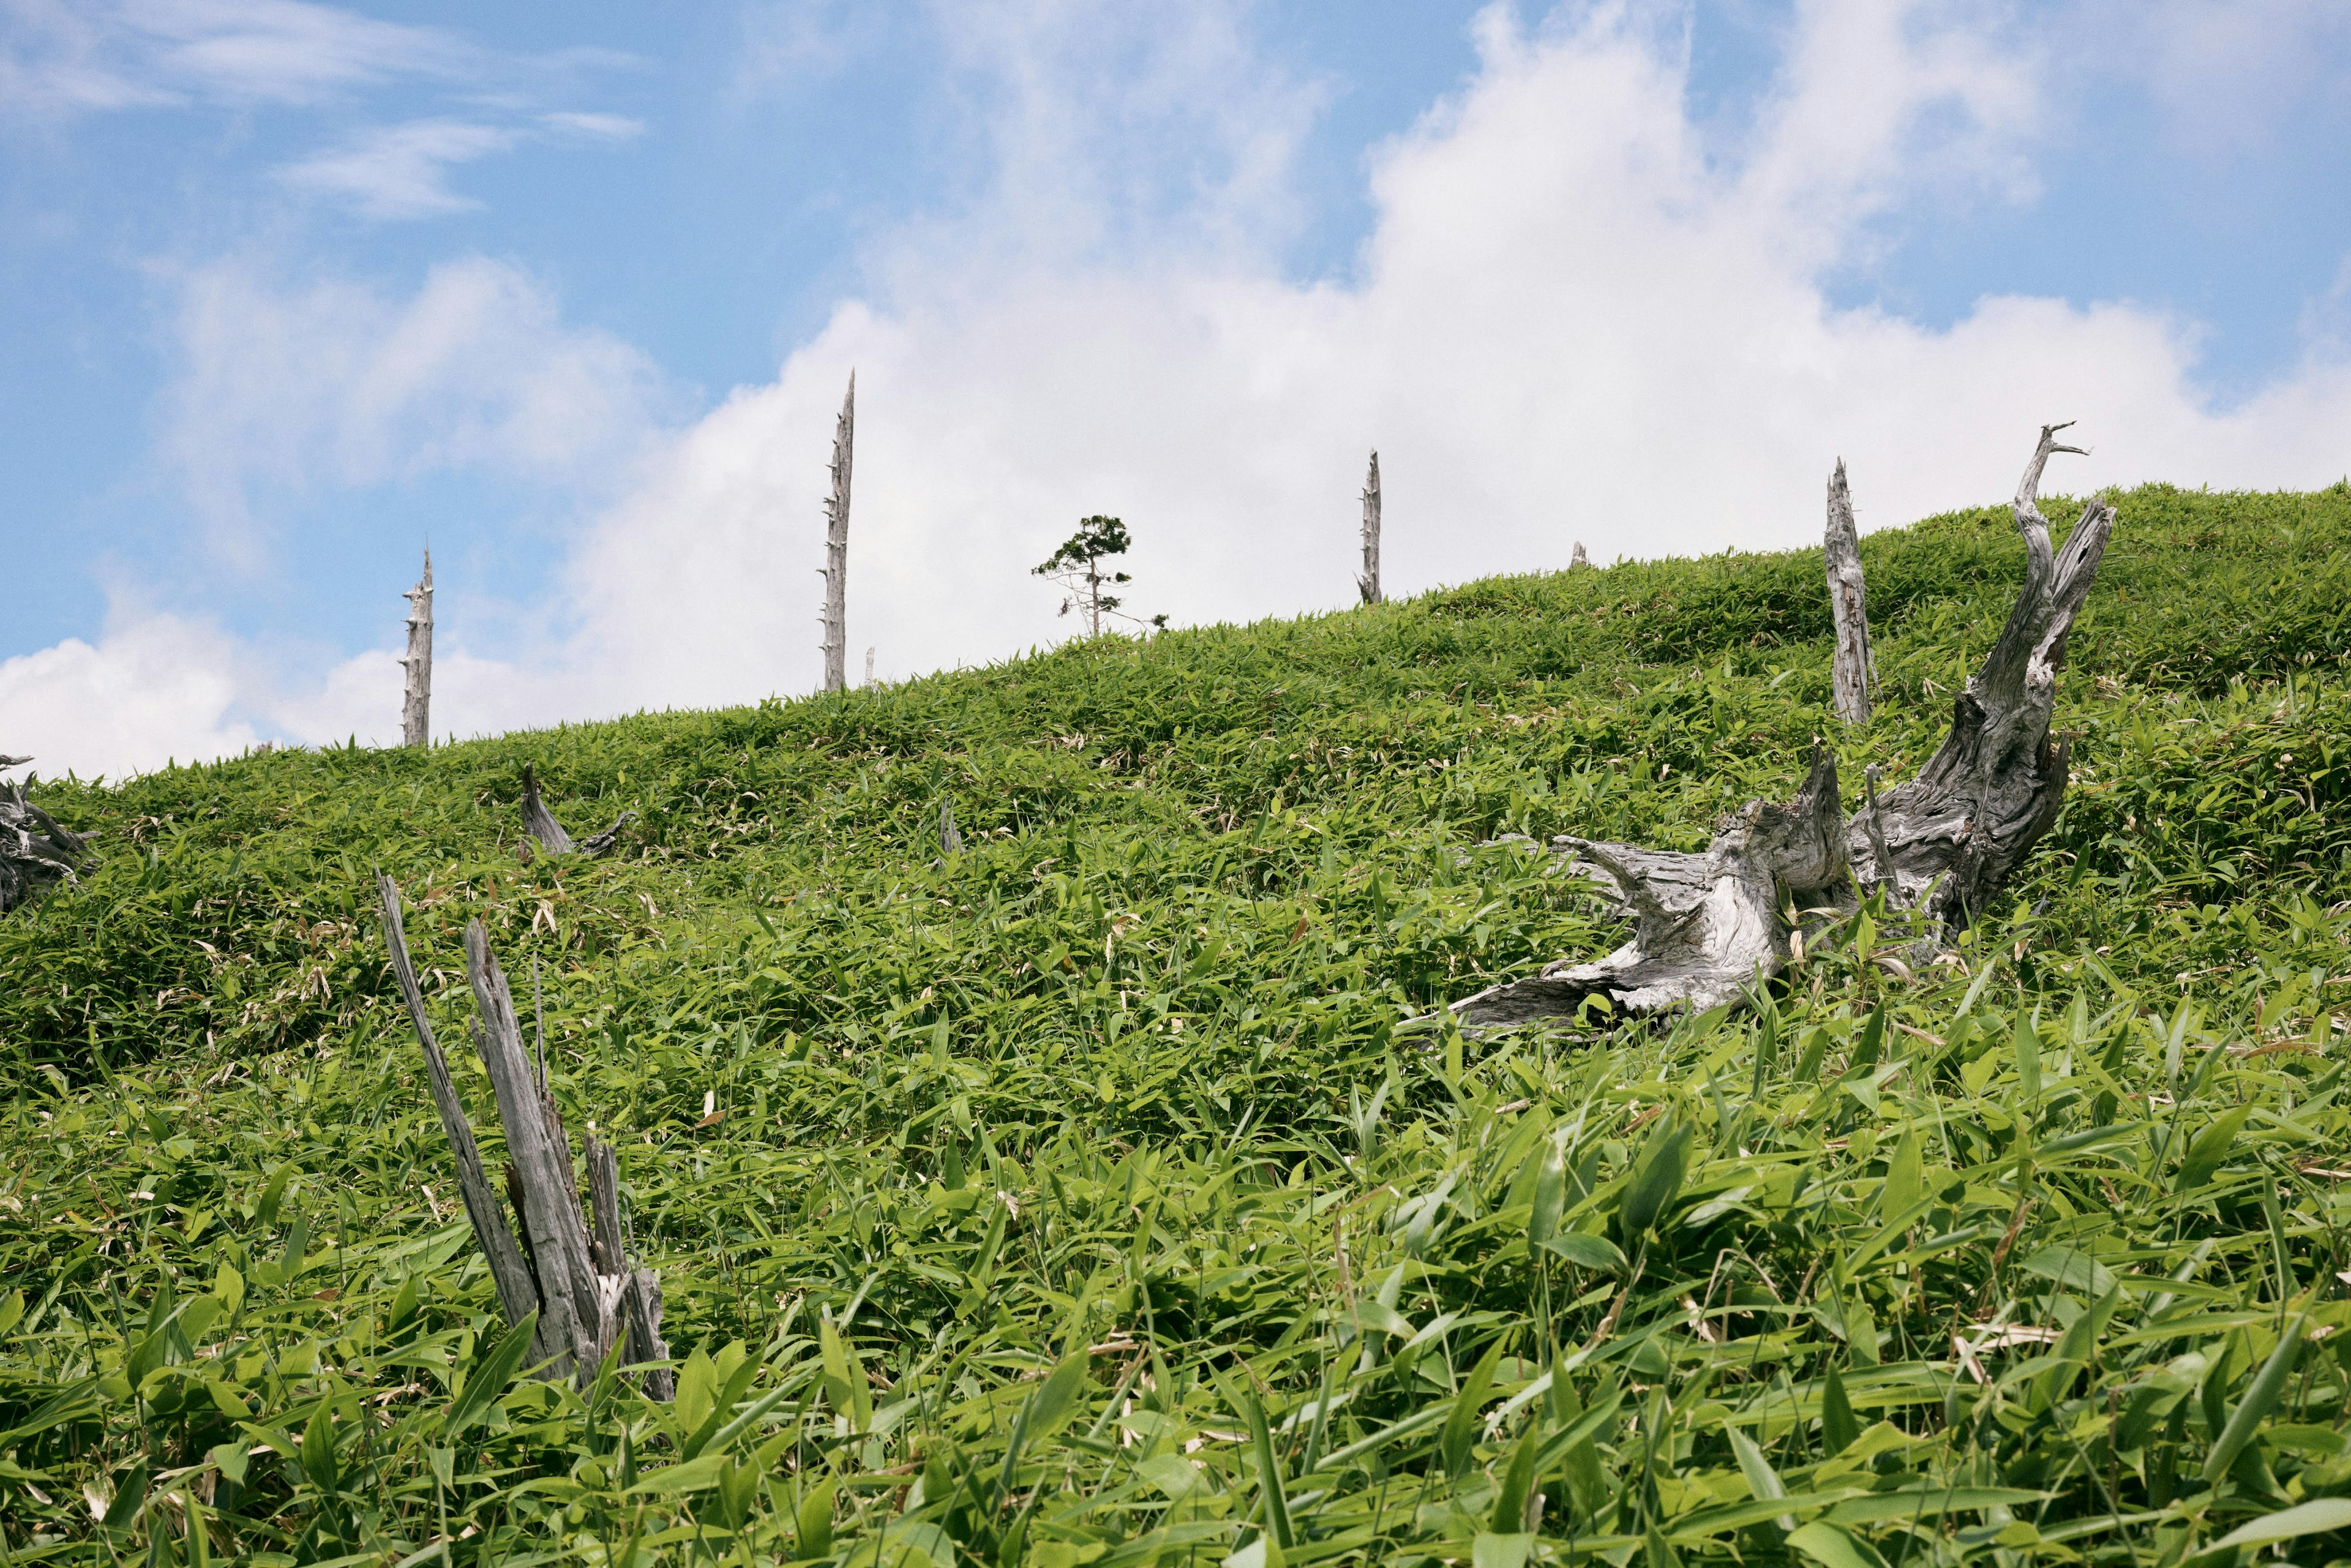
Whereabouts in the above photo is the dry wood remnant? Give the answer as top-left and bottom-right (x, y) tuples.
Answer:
(400, 549), (433, 749)
(377, 874), (673, 1395)
(1454, 424), (2114, 1027)
(820, 372), (855, 694)
(519, 763), (634, 858)
(1825, 459), (1874, 726)
(0, 763), (91, 915)
(1359, 450), (1382, 606)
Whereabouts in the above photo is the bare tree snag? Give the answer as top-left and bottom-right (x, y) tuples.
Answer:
(1453, 425), (2114, 1026)
(377, 874), (672, 1393)
(1358, 451), (1382, 605)
(820, 372), (855, 694)
(1847, 423), (2112, 928)
(1, 771), (93, 915)
(865, 647), (876, 689)
(940, 800), (962, 855)
(400, 550), (433, 749)
(1570, 542), (1590, 569)
(1825, 460), (1873, 725)
(520, 764), (634, 858)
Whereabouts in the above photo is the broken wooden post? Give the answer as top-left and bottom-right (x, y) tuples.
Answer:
(1357, 451), (1381, 606)
(819, 373), (855, 694)
(400, 550), (433, 749)
(0, 767), (93, 915)
(519, 764), (634, 858)
(1452, 424), (2115, 1026)
(377, 874), (672, 1395)
(1825, 460), (1873, 725)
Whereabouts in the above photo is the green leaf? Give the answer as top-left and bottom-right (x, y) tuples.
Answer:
(445, 1310), (539, 1439)
(1620, 1117), (1693, 1236)
(627, 1451), (727, 1496)
(2198, 1499), (2351, 1556)
(1542, 1232), (1628, 1273)
(1140, 1452), (1203, 1499)
(1472, 1534), (1533, 1568)
(1491, 1422), (1542, 1534)
(2021, 1245), (2117, 1298)
(100, 1458), (148, 1532)
(1785, 1520), (1887, 1568)
(1727, 1427), (1793, 1532)
(2203, 1314), (2306, 1482)
(0, 1290), (23, 1338)
(1245, 1391), (1294, 1549)
(1528, 1140), (1566, 1250)
(1881, 1131), (1920, 1221)
(300, 1402), (339, 1495)
(1820, 1365), (1859, 1455)
(1441, 1340), (1506, 1476)
(2013, 1008), (2041, 1103)
(2175, 1106), (2251, 1192)
(795, 1476), (837, 1559)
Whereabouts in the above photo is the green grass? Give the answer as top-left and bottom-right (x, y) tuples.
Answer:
(3, 479), (2351, 1566)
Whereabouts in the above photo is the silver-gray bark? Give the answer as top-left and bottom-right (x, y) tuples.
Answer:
(520, 764), (634, 858)
(820, 373), (855, 694)
(0, 771), (92, 915)
(1453, 424), (2114, 1027)
(1825, 460), (1873, 725)
(1358, 450), (1382, 606)
(1570, 541), (1590, 569)
(400, 550), (433, 749)
(378, 874), (672, 1393)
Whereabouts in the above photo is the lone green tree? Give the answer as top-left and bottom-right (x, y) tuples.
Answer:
(1033, 515), (1166, 637)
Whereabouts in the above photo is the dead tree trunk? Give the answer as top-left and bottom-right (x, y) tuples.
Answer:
(1570, 542), (1590, 569)
(0, 769), (93, 915)
(400, 550), (433, 749)
(519, 764), (634, 858)
(820, 373), (855, 694)
(1825, 460), (1873, 725)
(1454, 425), (2114, 1027)
(1358, 451), (1382, 605)
(377, 874), (672, 1395)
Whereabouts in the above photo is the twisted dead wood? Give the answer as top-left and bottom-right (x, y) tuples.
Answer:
(1454, 424), (2114, 1026)
(0, 771), (93, 915)
(520, 764), (633, 858)
(1359, 450), (1382, 606)
(377, 875), (671, 1394)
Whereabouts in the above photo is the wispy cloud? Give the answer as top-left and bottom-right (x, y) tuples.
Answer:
(275, 116), (514, 217)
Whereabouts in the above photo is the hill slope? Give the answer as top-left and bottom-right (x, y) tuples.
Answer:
(2, 480), (2350, 1564)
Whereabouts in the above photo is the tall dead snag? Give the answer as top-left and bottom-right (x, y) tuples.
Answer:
(819, 372), (855, 694)
(1358, 450), (1382, 605)
(377, 874), (672, 1395)
(1455, 424), (2113, 1026)
(400, 550), (433, 749)
(1, 767), (93, 915)
(1825, 460), (1873, 725)
(1570, 542), (1590, 569)
(519, 764), (634, 858)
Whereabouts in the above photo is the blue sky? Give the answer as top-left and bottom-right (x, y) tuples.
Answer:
(5, 1), (2350, 777)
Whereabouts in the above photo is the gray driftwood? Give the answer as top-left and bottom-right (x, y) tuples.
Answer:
(400, 550), (433, 749)
(520, 764), (633, 858)
(377, 874), (672, 1394)
(1825, 460), (1873, 725)
(1454, 424), (2114, 1027)
(1358, 450), (1382, 606)
(819, 372), (855, 694)
(1, 770), (93, 915)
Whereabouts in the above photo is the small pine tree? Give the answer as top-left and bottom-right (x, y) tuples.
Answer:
(1033, 516), (1167, 637)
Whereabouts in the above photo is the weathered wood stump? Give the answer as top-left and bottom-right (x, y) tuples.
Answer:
(520, 764), (634, 858)
(1455, 424), (2113, 1026)
(1, 767), (92, 915)
(377, 874), (672, 1395)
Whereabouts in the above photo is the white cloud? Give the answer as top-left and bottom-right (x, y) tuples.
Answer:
(18, 0), (2351, 778)
(0, 614), (258, 782)
(0, 0), (467, 119)
(276, 116), (516, 217)
(163, 253), (675, 553)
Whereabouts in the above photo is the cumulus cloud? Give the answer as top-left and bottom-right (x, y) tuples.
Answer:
(163, 253), (675, 553)
(17, 0), (2351, 778)
(0, 613), (258, 781)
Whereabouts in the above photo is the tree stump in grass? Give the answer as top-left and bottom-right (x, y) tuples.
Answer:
(1, 768), (92, 915)
(1454, 423), (2114, 1026)
(377, 874), (672, 1396)
(519, 764), (634, 858)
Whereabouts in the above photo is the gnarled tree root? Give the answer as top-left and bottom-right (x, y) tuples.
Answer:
(1454, 424), (2113, 1028)
(1, 770), (93, 915)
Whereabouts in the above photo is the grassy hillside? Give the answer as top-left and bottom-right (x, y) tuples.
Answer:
(3, 479), (2350, 1566)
